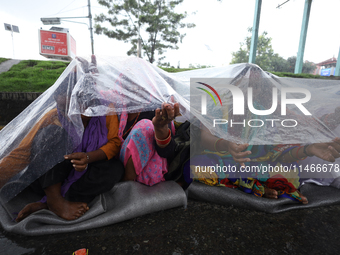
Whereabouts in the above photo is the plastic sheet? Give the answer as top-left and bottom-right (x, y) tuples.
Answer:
(0, 55), (340, 203)
(188, 64), (340, 145)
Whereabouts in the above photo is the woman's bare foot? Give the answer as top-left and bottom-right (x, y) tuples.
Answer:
(47, 197), (89, 221)
(297, 190), (308, 205)
(263, 187), (308, 205)
(264, 187), (278, 199)
(42, 182), (89, 220)
(16, 202), (48, 222)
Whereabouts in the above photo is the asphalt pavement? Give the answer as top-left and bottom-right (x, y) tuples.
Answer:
(0, 59), (21, 74)
(1, 199), (340, 255)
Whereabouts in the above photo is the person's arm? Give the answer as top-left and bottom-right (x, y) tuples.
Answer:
(64, 149), (108, 172)
(152, 102), (179, 159)
(279, 138), (340, 163)
(153, 102), (179, 146)
(64, 114), (121, 171)
(99, 114), (121, 160)
(199, 125), (251, 167)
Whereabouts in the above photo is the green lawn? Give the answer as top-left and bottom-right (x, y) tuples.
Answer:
(160, 67), (195, 73)
(0, 59), (70, 92)
(0, 58), (338, 92)
(0, 58), (9, 65)
(271, 71), (340, 79)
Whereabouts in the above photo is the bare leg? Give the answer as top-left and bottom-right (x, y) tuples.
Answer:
(123, 156), (137, 181)
(15, 202), (48, 222)
(263, 187), (308, 204)
(297, 190), (308, 205)
(44, 183), (89, 221)
(263, 187), (278, 199)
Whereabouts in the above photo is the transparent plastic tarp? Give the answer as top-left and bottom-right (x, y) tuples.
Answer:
(0, 55), (190, 203)
(0, 57), (340, 203)
(189, 64), (340, 145)
(188, 63), (340, 180)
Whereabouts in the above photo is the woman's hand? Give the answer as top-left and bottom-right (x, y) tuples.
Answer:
(306, 137), (340, 162)
(152, 102), (180, 139)
(76, 55), (98, 74)
(200, 125), (251, 167)
(218, 140), (251, 167)
(64, 152), (89, 172)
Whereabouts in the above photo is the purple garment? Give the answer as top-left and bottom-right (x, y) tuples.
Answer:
(40, 116), (108, 203)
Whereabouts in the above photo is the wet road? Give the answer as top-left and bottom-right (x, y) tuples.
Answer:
(1, 199), (340, 254)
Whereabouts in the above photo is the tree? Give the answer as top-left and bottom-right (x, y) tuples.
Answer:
(271, 54), (290, 72)
(231, 29), (316, 74)
(231, 28), (276, 71)
(287, 56), (316, 74)
(95, 0), (195, 64)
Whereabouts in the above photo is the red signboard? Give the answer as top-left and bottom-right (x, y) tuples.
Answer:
(40, 30), (68, 56)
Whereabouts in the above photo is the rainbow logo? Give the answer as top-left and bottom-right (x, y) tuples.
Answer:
(196, 82), (223, 106)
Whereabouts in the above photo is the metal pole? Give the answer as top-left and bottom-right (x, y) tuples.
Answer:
(137, 0), (141, 58)
(88, 0), (94, 54)
(335, 47), (340, 76)
(249, 0), (262, 64)
(11, 30), (15, 59)
(137, 30), (141, 58)
(294, 0), (312, 74)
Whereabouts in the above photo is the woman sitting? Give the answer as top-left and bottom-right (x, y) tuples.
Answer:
(119, 102), (180, 186)
(192, 125), (340, 204)
(7, 73), (124, 222)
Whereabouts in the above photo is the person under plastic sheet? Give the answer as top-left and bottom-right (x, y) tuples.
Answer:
(188, 67), (340, 204)
(3, 70), (124, 222)
(71, 56), (180, 187)
(118, 97), (182, 186)
(189, 124), (340, 204)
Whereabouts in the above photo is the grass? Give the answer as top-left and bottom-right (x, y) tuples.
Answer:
(0, 58), (9, 65)
(0, 59), (70, 92)
(271, 71), (340, 80)
(0, 58), (338, 92)
(160, 67), (195, 73)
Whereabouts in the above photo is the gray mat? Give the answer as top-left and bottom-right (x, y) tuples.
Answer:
(0, 181), (187, 236)
(2, 181), (340, 236)
(187, 182), (340, 213)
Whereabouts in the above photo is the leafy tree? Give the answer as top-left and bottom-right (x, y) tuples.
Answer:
(231, 28), (276, 71)
(231, 29), (316, 74)
(286, 56), (296, 73)
(303, 60), (316, 74)
(271, 54), (290, 72)
(287, 56), (316, 74)
(95, 0), (195, 64)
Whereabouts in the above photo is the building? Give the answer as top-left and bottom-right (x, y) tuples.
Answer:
(314, 57), (337, 76)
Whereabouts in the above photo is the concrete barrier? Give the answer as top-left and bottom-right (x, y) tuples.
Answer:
(0, 92), (42, 125)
